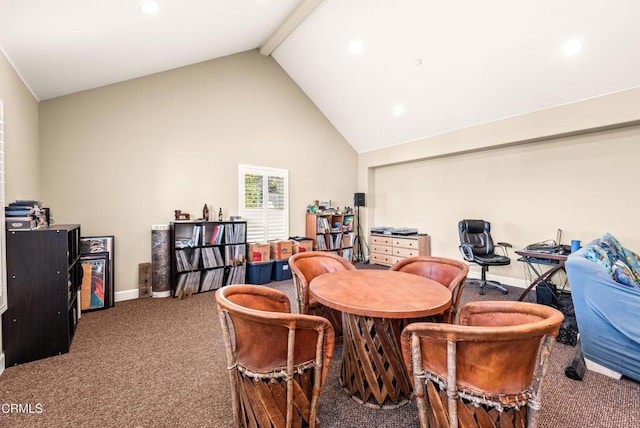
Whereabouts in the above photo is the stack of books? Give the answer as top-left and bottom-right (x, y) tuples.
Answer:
(5, 200), (47, 231)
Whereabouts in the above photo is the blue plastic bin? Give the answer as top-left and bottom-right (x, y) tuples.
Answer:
(272, 259), (292, 281)
(246, 261), (274, 285)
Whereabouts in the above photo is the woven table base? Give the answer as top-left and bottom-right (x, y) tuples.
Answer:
(340, 313), (413, 409)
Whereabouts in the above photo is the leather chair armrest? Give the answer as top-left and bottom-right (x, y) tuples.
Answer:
(459, 244), (475, 262)
(495, 242), (512, 256)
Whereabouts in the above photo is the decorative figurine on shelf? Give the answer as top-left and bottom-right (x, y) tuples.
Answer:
(202, 204), (209, 221)
(218, 208), (223, 221)
(174, 210), (190, 221)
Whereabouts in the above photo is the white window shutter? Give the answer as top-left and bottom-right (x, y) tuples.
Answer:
(239, 165), (288, 243)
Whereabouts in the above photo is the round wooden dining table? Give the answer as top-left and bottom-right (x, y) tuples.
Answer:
(310, 269), (451, 409)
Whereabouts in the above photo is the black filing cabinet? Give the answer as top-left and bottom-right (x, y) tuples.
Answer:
(2, 225), (81, 366)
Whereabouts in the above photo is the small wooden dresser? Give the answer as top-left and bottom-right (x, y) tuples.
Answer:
(369, 233), (430, 267)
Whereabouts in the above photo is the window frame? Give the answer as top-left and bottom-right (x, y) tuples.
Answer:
(238, 164), (289, 243)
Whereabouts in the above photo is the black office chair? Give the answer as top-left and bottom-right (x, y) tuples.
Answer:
(458, 219), (511, 295)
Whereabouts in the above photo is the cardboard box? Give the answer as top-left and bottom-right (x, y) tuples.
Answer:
(269, 240), (293, 260)
(293, 240), (313, 254)
(248, 243), (270, 262)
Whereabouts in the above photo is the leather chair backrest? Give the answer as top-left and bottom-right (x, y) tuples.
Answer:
(401, 301), (563, 395)
(391, 256), (468, 292)
(289, 251), (355, 313)
(391, 256), (469, 323)
(290, 251), (355, 285)
(459, 219), (495, 255)
(215, 285), (335, 381)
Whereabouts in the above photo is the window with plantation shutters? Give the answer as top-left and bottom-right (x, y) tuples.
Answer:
(239, 165), (288, 243)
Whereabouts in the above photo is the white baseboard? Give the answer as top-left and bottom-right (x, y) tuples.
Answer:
(0, 352), (5, 375)
(114, 288), (173, 302)
(115, 288), (139, 302)
(466, 271), (528, 289)
(584, 358), (622, 380)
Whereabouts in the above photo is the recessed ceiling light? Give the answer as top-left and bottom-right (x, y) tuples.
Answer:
(392, 105), (405, 117)
(140, 0), (159, 15)
(562, 39), (582, 56)
(349, 40), (364, 55)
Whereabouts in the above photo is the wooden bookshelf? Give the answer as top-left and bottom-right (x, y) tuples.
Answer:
(305, 213), (355, 262)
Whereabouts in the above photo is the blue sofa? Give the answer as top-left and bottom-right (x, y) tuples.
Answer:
(565, 234), (640, 381)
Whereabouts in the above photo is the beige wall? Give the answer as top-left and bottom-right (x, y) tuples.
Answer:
(0, 50), (40, 201)
(39, 50), (358, 297)
(5, 40), (640, 300)
(359, 89), (640, 286)
(0, 48), (40, 371)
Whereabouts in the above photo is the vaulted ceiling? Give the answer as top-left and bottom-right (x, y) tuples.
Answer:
(1, 0), (639, 153)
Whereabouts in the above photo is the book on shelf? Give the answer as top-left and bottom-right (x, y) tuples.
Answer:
(316, 217), (330, 233)
(175, 271), (202, 297)
(224, 223), (245, 244)
(210, 224), (224, 245)
(4, 216), (33, 221)
(190, 225), (201, 247)
(225, 244), (246, 266)
(190, 248), (201, 270)
(175, 250), (191, 272)
(9, 200), (43, 207)
(5, 218), (37, 231)
(330, 234), (341, 250)
(342, 248), (353, 262)
(342, 232), (355, 247)
(202, 247), (224, 268)
(225, 265), (246, 286)
(5, 208), (34, 217)
(316, 234), (327, 250)
(200, 268), (225, 292)
(343, 216), (354, 232)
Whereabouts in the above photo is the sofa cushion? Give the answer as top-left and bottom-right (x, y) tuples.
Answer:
(585, 243), (613, 274)
(612, 260), (640, 289)
(600, 233), (625, 260)
(622, 247), (640, 284)
(585, 233), (640, 288)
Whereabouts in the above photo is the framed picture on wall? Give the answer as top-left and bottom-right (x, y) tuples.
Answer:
(80, 235), (115, 311)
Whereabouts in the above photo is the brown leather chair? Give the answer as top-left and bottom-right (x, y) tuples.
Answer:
(390, 256), (469, 323)
(215, 285), (335, 428)
(288, 251), (356, 337)
(401, 301), (564, 428)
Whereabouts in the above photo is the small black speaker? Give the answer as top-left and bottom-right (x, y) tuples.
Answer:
(354, 193), (366, 207)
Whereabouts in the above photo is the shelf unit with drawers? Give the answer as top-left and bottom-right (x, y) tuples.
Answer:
(369, 233), (431, 267)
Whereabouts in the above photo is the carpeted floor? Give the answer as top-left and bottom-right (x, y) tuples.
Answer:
(0, 267), (638, 427)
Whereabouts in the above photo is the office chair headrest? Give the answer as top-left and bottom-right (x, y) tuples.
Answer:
(459, 219), (490, 234)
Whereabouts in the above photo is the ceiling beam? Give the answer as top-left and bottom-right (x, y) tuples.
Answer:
(260, 0), (323, 56)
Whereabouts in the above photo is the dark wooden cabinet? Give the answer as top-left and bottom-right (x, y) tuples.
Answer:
(2, 224), (81, 366)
